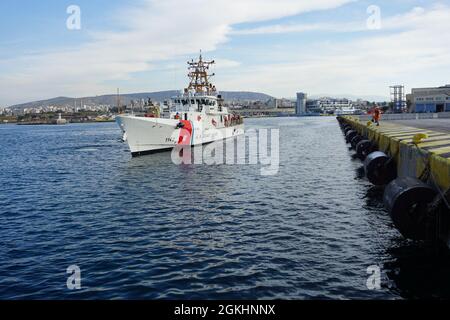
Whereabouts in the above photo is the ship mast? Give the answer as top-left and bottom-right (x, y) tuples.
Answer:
(116, 88), (120, 114)
(187, 51), (216, 95)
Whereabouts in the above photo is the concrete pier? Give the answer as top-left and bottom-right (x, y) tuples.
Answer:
(339, 115), (450, 246)
(341, 116), (450, 192)
(383, 119), (450, 134)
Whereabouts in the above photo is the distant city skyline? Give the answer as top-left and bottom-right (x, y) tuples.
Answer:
(1, 0), (450, 106)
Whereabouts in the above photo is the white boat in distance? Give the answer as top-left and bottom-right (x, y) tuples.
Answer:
(117, 53), (245, 157)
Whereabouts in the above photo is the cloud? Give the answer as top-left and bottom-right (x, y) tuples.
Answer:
(231, 5), (434, 35)
(231, 22), (364, 35)
(2, 1), (448, 105)
(0, 0), (353, 105)
(217, 4), (450, 99)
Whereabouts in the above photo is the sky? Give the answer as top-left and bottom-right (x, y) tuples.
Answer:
(0, 0), (449, 106)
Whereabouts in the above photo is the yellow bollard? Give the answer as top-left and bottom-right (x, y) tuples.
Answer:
(412, 133), (428, 144)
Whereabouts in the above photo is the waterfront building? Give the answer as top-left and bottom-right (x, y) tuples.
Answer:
(304, 97), (356, 115)
(276, 98), (296, 109)
(408, 85), (450, 113)
(305, 100), (322, 113)
(296, 92), (307, 115)
(318, 97), (352, 113)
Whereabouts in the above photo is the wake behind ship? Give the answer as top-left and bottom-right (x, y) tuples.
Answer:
(116, 54), (244, 156)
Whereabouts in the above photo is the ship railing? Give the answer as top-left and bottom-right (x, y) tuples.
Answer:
(223, 115), (244, 127)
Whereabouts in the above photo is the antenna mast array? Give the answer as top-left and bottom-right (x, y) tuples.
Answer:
(390, 85), (406, 113)
(187, 51), (217, 95)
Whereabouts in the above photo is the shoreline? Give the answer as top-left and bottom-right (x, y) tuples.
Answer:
(1, 120), (116, 126)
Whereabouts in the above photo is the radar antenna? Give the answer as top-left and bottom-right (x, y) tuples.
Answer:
(187, 51), (216, 95)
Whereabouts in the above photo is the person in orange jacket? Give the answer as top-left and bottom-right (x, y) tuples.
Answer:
(372, 106), (381, 126)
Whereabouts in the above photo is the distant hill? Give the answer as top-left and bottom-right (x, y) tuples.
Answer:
(8, 91), (274, 111)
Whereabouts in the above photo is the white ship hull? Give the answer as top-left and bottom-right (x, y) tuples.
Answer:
(117, 115), (244, 157)
(116, 53), (245, 157)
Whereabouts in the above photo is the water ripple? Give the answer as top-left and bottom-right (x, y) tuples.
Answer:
(1, 120), (448, 300)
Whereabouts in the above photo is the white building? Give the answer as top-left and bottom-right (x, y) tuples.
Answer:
(408, 85), (450, 113)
